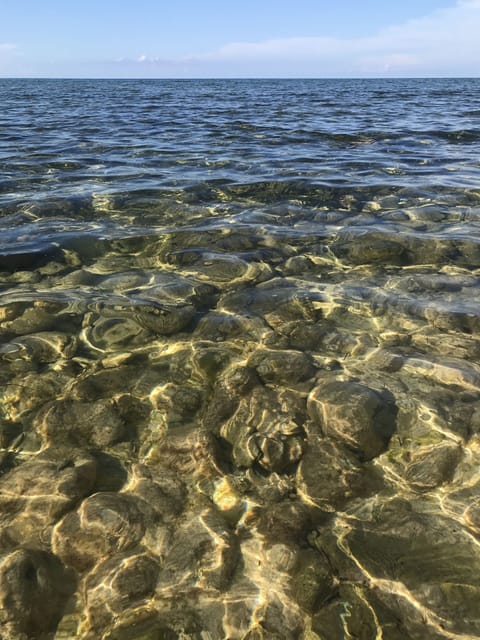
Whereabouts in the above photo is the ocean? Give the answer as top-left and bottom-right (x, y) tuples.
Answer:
(1, 78), (480, 639)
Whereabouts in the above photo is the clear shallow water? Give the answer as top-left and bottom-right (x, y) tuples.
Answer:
(0, 78), (480, 639)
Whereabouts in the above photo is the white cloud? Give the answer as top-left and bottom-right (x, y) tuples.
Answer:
(182, 0), (480, 76)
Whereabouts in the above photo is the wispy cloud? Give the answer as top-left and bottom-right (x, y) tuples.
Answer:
(0, 43), (17, 53)
(150, 0), (479, 76)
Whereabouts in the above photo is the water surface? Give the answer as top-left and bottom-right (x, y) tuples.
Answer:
(1, 78), (480, 639)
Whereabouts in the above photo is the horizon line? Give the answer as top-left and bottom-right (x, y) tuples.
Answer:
(1, 75), (479, 81)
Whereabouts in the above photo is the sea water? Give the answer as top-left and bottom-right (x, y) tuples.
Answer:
(0, 78), (480, 639)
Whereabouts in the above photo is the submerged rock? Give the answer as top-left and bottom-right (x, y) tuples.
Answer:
(248, 347), (317, 385)
(290, 548), (336, 613)
(160, 506), (239, 594)
(52, 492), (146, 571)
(311, 582), (410, 640)
(83, 551), (160, 632)
(220, 387), (306, 472)
(318, 500), (480, 638)
(308, 380), (398, 460)
(331, 231), (406, 265)
(0, 448), (97, 548)
(38, 398), (126, 448)
(403, 441), (462, 492)
(0, 548), (75, 638)
(1, 331), (77, 365)
(297, 438), (383, 511)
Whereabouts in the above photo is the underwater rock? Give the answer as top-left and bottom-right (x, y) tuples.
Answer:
(0, 241), (63, 271)
(0, 548), (75, 638)
(133, 302), (195, 335)
(308, 380), (398, 460)
(297, 437), (384, 511)
(283, 255), (317, 275)
(220, 387), (306, 472)
(39, 398), (126, 448)
(188, 344), (234, 384)
(220, 282), (320, 326)
(220, 364), (260, 396)
(100, 614), (179, 640)
(202, 365), (260, 430)
(321, 500), (480, 638)
(166, 249), (273, 288)
(150, 382), (203, 428)
(82, 312), (152, 351)
(141, 423), (225, 477)
(402, 355), (480, 391)
(1, 300), (81, 336)
(1, 331), (77, 365)
(0, 448), (97, 549)
(254, 499), (313, 546)
(73, 363), (141, 399)
(248, 347), (317, 385)
(160, 506), (239, 593)
(404, 441), (463, 492)
(275, 320), (327, 351)
(83, 551), (160, 632)
(194, 310), (246, 341)
(130, 464), (187, 521)
(331, 231), (406, 265)
(311, 582), (410, 640)
(89, 451), (128, 493)
(2, 369), (74, 418)
(52, 492), (146, 571)
(290, 548), (336, 613)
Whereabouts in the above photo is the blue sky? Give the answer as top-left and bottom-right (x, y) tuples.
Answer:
(1, 0), (479, 77)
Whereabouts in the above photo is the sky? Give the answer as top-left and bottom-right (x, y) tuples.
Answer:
(1, 0), (479, 78)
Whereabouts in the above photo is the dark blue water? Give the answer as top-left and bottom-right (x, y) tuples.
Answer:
(2, 78), (480, 203)
(1, 79), (480, 639)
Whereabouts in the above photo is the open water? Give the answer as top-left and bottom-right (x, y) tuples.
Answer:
(1, 78), (480, 639)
